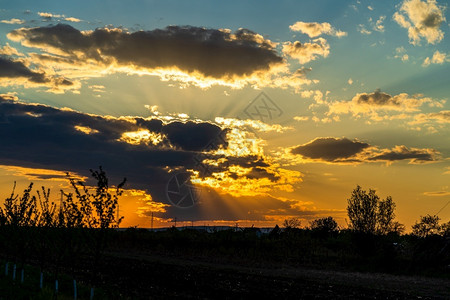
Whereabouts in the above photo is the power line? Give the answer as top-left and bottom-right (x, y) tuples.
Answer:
(436, 200), (450, 216)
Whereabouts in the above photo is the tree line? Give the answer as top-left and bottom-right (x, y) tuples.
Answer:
(0, 172), (449, 297)
(284, 185), (449, 237)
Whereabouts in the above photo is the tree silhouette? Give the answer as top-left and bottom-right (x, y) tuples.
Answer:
(411, 214), (441, 237)
(64, 166), (126, 229)
(347, 185), (378, 233)
(347, 185), (403, 234)
(65, 166), (126, 296)
(377, 196), (395, 234)
(282, 217), (301, 229)
(310, 216), (338, 233)
(440, 221), (450, 237)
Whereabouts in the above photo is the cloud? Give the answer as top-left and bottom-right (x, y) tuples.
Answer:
(162, 121), (226, 151)
(395, 46), (409, 61)
(357, 24), (372, 35)
(88, 84), (105, 93)
(410, 110), (450, 124)
(356, 90), (398, 105)
(367, 145), (439, 164)
(7, 24), (304, 90)
(291, 137), (370, 162)
(289, 21), (347, 38)
(0, 165), (86, 182)
(0, 56), (77, 93)
(64, 17), (81, 23)
(282, 38), (330, 64)
(422, 50), (449, 66)
(37, 12), (81, 23)
(0, 57), (47, 83)
(423, 191), (450, 196)
(328, 89), (442, 121)
(0, 97), (303, 222)
(0, 96), (226, 172)
(1, 18), (25, 24)
(294, 116), (309, 122)
(290, 137), (440, 164)
(38, 12), (64, 19)
(393, 0), (446, 45)
(374, 16), (386, 32)
(300, 89), (330, 106)
(0, 43), (23, 56)
(358, 15), (386, 35)
(0, 92), (19, 101)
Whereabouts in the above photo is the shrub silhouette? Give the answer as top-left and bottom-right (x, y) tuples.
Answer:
(0, 167), (126, 295)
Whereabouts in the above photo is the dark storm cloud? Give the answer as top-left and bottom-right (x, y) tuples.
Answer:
(0, 55), (74, 89)
(9, 24), (283, 78)
(0, 96), (299, 220)
(291, 137), (440, 164)
(0, 97), (304, 222)
(291, 137), (370, 162)
(0, 97), (228, 194)
(0, 56), (48, 83)
(162, 121), (226, 151)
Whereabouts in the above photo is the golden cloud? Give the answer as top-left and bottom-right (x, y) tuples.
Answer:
(327, 90), (444, 121)
(393, 0), (445, 45)
(289, 21), (347, 38)
(422, 50), (449, 66)
(282, 38), (330, 64)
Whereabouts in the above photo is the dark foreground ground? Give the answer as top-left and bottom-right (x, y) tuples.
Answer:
(2, 228), (449, 299)
(90, 251), (449, 299)
(1, 249), (449, 299)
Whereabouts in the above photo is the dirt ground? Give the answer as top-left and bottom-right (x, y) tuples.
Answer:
(92, 251), (450, 299)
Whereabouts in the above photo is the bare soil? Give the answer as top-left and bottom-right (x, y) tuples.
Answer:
(93, 251), (450, 299)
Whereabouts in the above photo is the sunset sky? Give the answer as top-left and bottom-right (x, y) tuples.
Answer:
(0, 0), (449, 229)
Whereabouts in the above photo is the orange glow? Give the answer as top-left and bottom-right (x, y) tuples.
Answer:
(74, 125), (99, 135)
(119, 130), (164, 145)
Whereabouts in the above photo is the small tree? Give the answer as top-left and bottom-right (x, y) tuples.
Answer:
(283, 217), (301, 229)
(347, 185), (378, 233)
(377, 196), (396, 234)
(90, 167), (126, 229)
(411, 215), (441, 237)
(65, 166), (126, 296)
(36, 187), (58, 227)
(63, 167), (126, 229)
(2, 182), (39, 227)
(390, 221), (406, 235)
(310, 216), (338, 233)
(347, 185), (403, 235)
(0, 183), (39, 283)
